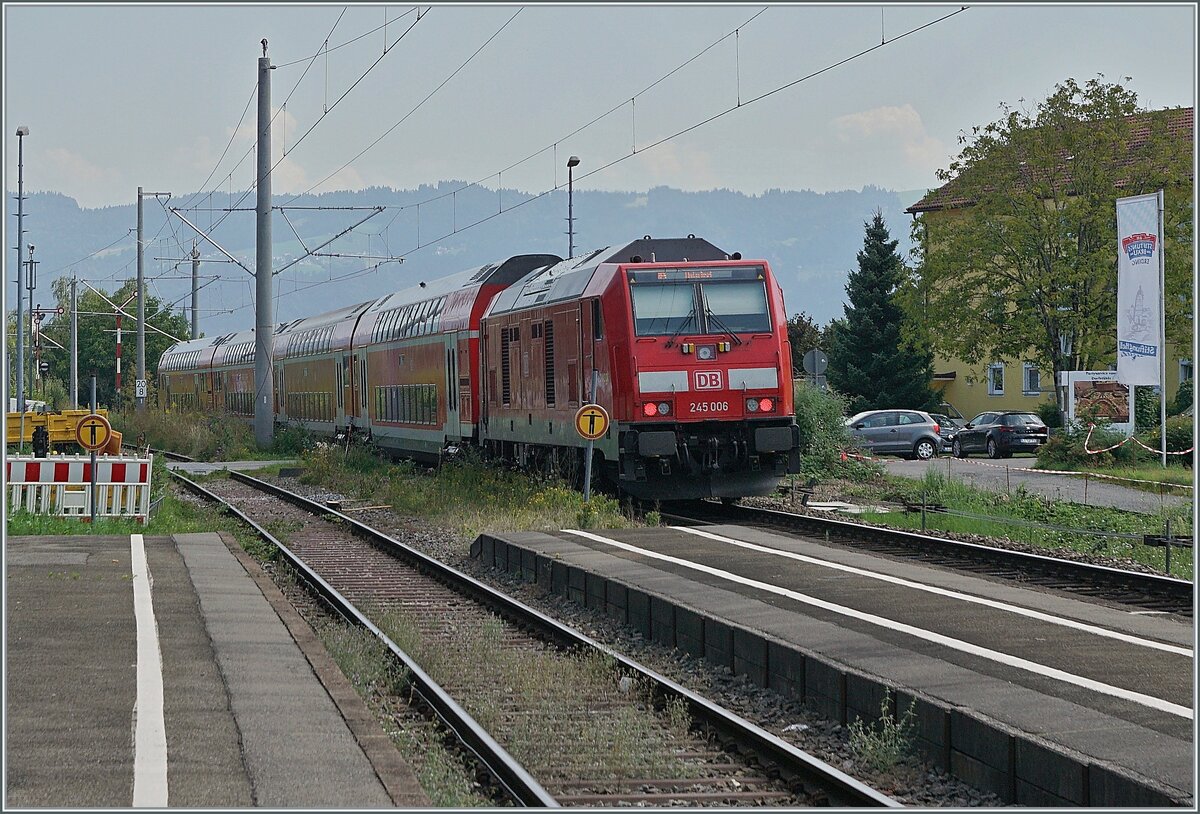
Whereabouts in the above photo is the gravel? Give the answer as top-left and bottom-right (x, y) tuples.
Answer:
(265, 474), (1006, 807)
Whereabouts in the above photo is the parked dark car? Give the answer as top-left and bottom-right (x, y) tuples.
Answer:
(952, 411), (1049, 459)
(845, 409), (942, 460)
(928, 413), (964, 452)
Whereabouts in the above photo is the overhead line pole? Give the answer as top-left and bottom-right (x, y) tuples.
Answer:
(14, 125), (29, 415)
(70, 275), (78, 408)
(136, 187), (170, 410)
(191, 241), (200, 338)
(254, 41), (275, 448)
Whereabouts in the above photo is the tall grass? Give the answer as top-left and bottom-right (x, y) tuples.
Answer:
(300, 445), (631, 538)
(112, 408), (311, 461)
(857, 469), (1193, 578)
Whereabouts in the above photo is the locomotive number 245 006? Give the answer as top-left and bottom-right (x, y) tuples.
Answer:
(689, 401), (730, 414)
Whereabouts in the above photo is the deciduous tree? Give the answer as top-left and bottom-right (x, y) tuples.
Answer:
(38, 278), (190, 408)
(786, 311), (822, 374)
(903, 77), (1193, 411)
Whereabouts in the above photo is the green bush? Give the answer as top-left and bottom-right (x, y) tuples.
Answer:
(1036, 421), (1136, 469)
(271, 423), (312, 456)
(1141, 415), (1194, 459)
(1170, 378), (1193, 416)
(1035, 400), (1063, 428)
(1134, 386), (1160, 432)
(791, 381), (882, 481)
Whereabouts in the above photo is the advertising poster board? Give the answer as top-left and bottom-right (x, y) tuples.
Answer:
(1059, 370), (1135, 436)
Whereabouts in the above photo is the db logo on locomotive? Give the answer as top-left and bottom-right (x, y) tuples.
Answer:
(694, 370), (723, 390)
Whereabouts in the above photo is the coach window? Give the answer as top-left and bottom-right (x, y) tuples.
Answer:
(592, 299), (604, 339)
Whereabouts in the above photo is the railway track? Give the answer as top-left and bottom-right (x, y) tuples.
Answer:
(666, 501), (1194, 617)
(121, 443), (194, 462)
(173, 470), (899, 808)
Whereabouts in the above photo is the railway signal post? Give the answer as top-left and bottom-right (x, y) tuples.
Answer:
(574, 370), (607, 502)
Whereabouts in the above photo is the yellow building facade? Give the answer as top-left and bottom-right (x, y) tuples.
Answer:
(907, 106), (1194, 422)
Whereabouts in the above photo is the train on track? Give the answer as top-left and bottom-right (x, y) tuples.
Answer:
(158, 236), (801, 500)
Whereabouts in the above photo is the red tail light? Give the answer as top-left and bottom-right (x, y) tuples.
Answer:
(999, 425), (1013, 433)
(758, 398), (774, 413)
(932, 423), (940, 434)
(643, 402), (658, 417)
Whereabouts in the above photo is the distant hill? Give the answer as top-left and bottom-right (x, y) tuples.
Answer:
(8, 184), (922, 337)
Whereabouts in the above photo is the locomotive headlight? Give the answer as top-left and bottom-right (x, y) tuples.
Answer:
(697, 344), (717, 361)
(657, 402), (671, 416)
(643, 402), (659, 417)
(745, 398), (759, 412)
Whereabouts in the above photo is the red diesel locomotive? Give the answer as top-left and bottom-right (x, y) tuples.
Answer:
(158, 236), (800, 500)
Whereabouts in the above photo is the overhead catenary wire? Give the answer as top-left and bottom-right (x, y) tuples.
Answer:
(164, 7), (969, 322)
(359, 6), (971, 268)
(280, 7), (522, 208)
(367, 7), (767, 234)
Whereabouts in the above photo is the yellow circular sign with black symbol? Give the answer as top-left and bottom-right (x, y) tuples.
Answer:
(574, 403), (610, 441)
(76, 413), (113, 451)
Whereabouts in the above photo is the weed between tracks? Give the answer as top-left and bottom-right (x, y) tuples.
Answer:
(270, 568), (491, 807)
(848, 691), (918, 773)
(300, 445), (633, 538)
(363, 604), (697, 782)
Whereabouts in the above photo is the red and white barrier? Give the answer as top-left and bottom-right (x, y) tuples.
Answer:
(6, 454), (154, 521)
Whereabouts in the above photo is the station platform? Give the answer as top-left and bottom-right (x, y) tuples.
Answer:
(474, 524), (1195, 807)
(6, 531), (427, 808)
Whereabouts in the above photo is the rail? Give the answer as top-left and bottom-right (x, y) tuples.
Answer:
(180, 468), (898, 807)
(171, 470), (556, 807)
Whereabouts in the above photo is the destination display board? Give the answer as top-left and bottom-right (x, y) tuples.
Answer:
(626, 265), (765, 284)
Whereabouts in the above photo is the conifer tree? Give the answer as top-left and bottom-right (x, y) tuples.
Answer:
(827, 211), (935, 415)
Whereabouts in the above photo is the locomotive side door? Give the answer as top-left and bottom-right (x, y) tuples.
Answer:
(580, 299), (599, 403)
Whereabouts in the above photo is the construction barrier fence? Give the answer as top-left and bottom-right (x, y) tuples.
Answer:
(6, 454), (153, 522)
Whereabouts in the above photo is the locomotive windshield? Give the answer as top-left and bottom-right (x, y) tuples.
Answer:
(629, 266), (771, 337)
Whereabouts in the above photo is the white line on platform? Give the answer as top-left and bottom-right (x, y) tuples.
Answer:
(130, 533), (168, 806)
(672, 526), (1193, 658)
(563, 529), (1193, 720)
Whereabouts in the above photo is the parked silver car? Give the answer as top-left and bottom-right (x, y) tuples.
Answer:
(845, 409), (943, 460)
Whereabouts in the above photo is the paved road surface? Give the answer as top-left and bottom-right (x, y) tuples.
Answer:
(882, 454), (1191, 513)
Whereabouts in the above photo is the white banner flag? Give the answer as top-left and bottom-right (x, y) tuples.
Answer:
(1115, 192), (1163, 385)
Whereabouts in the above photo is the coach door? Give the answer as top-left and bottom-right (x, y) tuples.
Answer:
(444, 334), (460, 442)
(337, 354), (350, 425)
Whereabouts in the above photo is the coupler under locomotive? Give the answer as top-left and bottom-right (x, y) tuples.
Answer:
(618, 419), (801, 501)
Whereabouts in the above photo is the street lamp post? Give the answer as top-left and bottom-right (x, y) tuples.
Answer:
(25, 244), (37, 394)
(566, 155), (580, 258)
(14, 125), (29, 414)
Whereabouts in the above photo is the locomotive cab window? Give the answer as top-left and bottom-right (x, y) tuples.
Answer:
(630, 284), (696, 336)
(700, 281), (770, 333)
(629, 266), (770, 337)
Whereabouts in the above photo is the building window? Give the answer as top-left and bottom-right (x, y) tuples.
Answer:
(987, 363), (1005, 396)
(1180, 360), (1193, 383)
(1022, 363), (1040, 396)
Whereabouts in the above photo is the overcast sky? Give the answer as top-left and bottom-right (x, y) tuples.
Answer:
(4, 3), (1197, 210)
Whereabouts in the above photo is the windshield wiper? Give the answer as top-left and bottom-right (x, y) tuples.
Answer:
(663, 307), (696, 348)
(702, 301), (744, 346)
